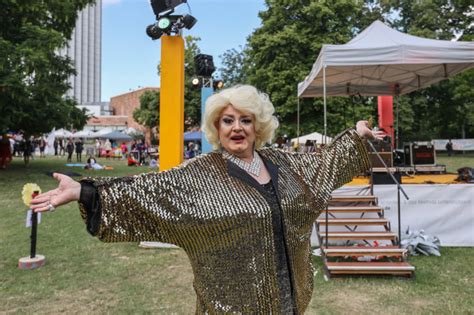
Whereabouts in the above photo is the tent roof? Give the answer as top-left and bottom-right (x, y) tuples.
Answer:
(71, 130), (95, 138)
(99, 130), (133, 141)
(54, 128), (72, 137)
(291, 131), (332, 144)
(298, 20), (474, 97)
(184, 131), (202, 142)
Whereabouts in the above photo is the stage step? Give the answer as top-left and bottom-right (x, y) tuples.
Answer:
(321, 206), (383, 213)
(321, 246), (406, 258)
(330, 195), (377, 203)
(320, 232), (397, 241)
(316, 218), (389, 226)
(326, 262), (415, 276)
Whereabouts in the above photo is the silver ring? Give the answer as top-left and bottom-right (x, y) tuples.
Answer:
(47, 203), (55, 212)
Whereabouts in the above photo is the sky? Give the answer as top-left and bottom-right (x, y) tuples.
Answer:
(101, 0), (266, 101)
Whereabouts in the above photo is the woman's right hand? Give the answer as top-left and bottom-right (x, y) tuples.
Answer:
(30, 173), (81, 212)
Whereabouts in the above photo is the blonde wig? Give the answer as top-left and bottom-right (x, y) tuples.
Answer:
(202, 85), (279, 150)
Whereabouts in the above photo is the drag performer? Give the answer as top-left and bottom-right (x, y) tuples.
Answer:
(31, 85), (383, 314)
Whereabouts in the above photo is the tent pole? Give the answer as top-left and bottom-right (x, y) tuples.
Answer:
(396, 95), (400, 149)
(297, 97), (300, 146)
(323, 65), (327, 144)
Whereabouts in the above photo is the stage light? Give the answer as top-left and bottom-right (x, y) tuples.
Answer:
(146, 24), (164, 40)
(194, 54), (216, 77)
(150, 0), (187, 17)
(157, 16), (172, 31)
(146, 1), (197, 40)
(181, 14), (197, 30)
(191, 77), (202, 88)
(213, 80), (224, 90)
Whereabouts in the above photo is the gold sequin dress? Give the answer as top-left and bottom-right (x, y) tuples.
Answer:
(78, 129), (370, 314)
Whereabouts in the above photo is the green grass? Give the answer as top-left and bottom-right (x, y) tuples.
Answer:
(1, 156), (473, 314)
(436, 152), (474, 173)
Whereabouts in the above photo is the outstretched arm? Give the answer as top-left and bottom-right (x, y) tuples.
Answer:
(30, 173), (81, 212)
(30, 168), (192, 245)
(266, 121), (383, 205)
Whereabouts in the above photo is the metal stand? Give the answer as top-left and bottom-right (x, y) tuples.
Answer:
(367, 140), (409, 246)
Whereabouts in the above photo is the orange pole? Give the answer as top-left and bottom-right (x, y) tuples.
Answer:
(159, 36), (184, 171)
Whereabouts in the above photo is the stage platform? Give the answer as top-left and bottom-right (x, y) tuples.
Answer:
(310, 183), (474, 247)
(372, 165), (447, 174)
(348, 173), (461, 185)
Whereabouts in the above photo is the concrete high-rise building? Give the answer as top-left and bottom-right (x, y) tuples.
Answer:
(60, 0), (102, 106)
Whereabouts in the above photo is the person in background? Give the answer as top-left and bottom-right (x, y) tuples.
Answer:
(193, 142), (200, 157)
(23, 138), (33, 166)
(186, 142), (195, 159)
(446, 139), (454, 157)
(0, 134), (12, 169)
(9, 136), (15, 157)
(39, 137), (46, 158)
(75, 139), (84, 162)
(136, 140), (145, 164)
(104, 139), (112, 159)
(85, 155), (104, 170)
(95, 139), (101, 157)
(149, 158), (158, 168)
(127, 153), (140, 166)
(54, 139), (59, 156)
(66, 139), (74, 163)
(120, 142), (128, 160)
(59, 138), (65, 156)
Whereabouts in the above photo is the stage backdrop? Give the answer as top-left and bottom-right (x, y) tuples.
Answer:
(374, 184), (473, 246)
(312, 184), (474, 247)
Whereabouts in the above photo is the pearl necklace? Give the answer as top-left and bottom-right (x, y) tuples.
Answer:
(223, 150), (262, 177)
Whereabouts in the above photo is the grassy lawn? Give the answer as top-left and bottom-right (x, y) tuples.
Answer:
(1, 156), (473, 314)
(436, 152), (474, 173)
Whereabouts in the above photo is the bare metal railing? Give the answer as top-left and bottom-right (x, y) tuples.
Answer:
(366, 140), (409, 246)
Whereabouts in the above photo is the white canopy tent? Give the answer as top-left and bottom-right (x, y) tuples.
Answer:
(93, 128), (114, 137)
(54, 128), (72, 138)
(71, 130), (95, 138)
(291, 131), (332, 145)
(297, 20), (474, 140)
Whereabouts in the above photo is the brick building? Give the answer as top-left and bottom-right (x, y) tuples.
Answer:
(109, 87), (160, 142)
(86, 116), (128, 131)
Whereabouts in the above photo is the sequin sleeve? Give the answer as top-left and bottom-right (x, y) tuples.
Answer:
(77, 165), (192, 244)
(263, 129), (370, 204)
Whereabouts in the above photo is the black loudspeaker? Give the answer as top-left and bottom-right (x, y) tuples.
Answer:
(368, 139), (392, 153)
(368, 152), (393, 168)
(194, 54), (215, 77)
(372, 171), (402, 185)
(412, 142), (436, 165)
(366, 139), (393, 168)
(404, 142), (436, 166)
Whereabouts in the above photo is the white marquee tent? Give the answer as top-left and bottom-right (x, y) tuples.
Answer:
(298, 20), (474, 98)
(297, 20), (474, 140)
(291, 131), (332, 144)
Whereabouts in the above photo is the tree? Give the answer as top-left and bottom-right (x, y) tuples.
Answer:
(133, 90), (160, 129)
(245, 0), (373, 138)
(218, 46), (250, 86)
(231, 0), (473, 141)
(0, 0), (94, 137)
(383, 0), (474, 140)
(183, 36), (203, 130)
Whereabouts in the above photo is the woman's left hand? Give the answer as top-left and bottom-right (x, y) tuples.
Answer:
(356, 121), (386, 140)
